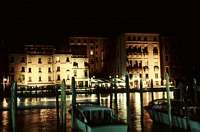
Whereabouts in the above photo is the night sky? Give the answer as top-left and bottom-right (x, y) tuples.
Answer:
(1, 1), (200, 78)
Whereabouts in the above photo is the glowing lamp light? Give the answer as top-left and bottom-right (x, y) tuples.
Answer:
(3, 78), (7, 82)
(90, 50), (93, 55)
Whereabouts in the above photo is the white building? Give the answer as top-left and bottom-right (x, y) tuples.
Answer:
(125, 33), (161, 87)
(8, 45), (89, 87)
(114, 33), (161, 88)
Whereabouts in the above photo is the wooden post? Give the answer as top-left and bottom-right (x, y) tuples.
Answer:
(56, 85), (60, 129)
(71, 77), (76, 129)
(114, 77), (118, 118)
(126, 74), (131, 131)
(151, 79), (154, 101)
(140, 79), (144, 130)
(193, 78), (198, 105)
(60, 79), (67, 131)
(10, 81), (17, 132)
(97, 84), (100, 105)
(165, 73), (172, 128)
(0, 82), (2, 101)
(110, 82), (113, 109)
(35, 86), (38, 96)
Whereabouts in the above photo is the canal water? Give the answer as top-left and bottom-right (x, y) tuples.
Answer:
(0, 92), (187, 132)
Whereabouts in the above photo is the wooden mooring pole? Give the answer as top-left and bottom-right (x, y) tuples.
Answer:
(71, 77), (77, 130)
(110, 82), (113, 109)
(60, 79), (67, 131)
(165, 73), (172, 128)
(151, 79), (154, 101)
(10, 81), (17, 132)
(193, 78), (198, 105)
(96, 84), (100, 105)
(126, 74), (131, 131)
(56, 85), (60, 129)
(114, 77), (118, 118)
(140, 79), (144, 131)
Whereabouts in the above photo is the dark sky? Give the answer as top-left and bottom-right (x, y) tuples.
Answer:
(0, 2), (192, 35)
(0, 1), (199, 78)
(1, 2), (200, 54)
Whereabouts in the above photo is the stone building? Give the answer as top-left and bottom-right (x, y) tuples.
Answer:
(114, 33), (161, 88)
(8, 44), (89, 87)
(67, 36), (110, 78)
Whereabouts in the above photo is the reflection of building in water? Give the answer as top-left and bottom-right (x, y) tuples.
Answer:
(115, 33), (161, 88)
(8, 45), (89, 87)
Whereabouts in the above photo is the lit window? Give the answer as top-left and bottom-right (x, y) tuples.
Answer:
(56, 57), (60, 63)
(154, 66), (159, 71)
(48, 76), (51, 81)
(38, 58), (42, 64)
(84, 62), (88, 67)
(39, 67), (42, 73)
(139, 74), (142, 78)
(129, 74), (133, 79)
(57, 75), (60, 81)
(28, 68), (31, 73)
(39, 76), (42, 82)
(90, 50), (94, 55)
(73, 62), (78, 67)
(48, 67), (51, 73)
(146, 74), (149, 79)
(48, 58), (52, 63)
(74, 70), (77, 76)
(153, 47), (158, 55)
(85, 81), (88, 87)
(57, 66), (60, 72)
(67, 74), (70, 80)
(21, 67), (25, 72)
(66, 57), (70, 62)
(28, 77), (32, 82)
(28, 58), (32, 63)
(84, 70), (88, 77)
(22, 75), (25, 81)
(155, 73), (158, 79)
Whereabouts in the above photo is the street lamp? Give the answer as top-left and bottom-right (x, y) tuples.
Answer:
(3, 78), (7, 92)
(116, 75), (119, 87)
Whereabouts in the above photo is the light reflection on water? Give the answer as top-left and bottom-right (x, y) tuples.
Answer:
(0, 92), (184, 132)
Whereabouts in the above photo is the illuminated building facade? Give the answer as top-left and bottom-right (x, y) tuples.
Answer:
(114, 33), (161, 87)
(8, 45), (89, 87)
(68, 36), (110, 77)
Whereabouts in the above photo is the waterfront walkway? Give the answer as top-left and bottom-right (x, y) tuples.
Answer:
(0, 86), (175, 98)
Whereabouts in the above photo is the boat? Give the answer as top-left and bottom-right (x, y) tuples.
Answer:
(69, 102), (128, 132)
(146, 99), (200, 132)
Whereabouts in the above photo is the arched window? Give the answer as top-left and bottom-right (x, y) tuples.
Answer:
(154, 66), (159, 71)
(153, 47), (158, 55)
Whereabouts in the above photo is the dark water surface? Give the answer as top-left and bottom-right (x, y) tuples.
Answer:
(0, 92), (186, 132)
